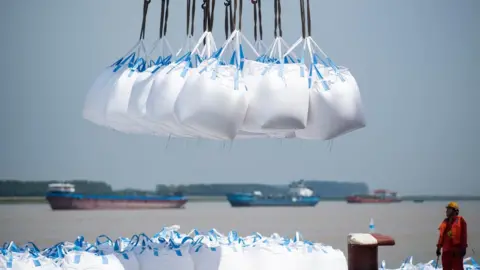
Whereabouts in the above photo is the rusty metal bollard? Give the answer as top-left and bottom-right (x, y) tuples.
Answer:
(347, 233), (395, 270)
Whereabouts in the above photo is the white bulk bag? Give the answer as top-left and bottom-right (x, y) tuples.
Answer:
(189, 231), (249, 270)
(174, 62), (249, 140)
(134, 233), (194, 270)
(127, 64), (169, 136)
(62, 249), (124, 270)
(242, 63), (310, 133)
(128, 37), (178, 137)
(145, 61), (199, 138)
(146, 31), (217, 138)
(0, 250), (60, 270)
(104, 57), (147, 134)
(174, 30), (253, 140)
(83, 41), (144, 128)
(234, 60), (269, 139)
(295, 68), (366, 140)
(95, 237), (140, 270)
(309, 244), (348, 270)
(242, 236), (296, 270)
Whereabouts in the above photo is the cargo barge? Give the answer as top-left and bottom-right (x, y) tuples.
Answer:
(45, 183), (187, 210)
(346, 189), (402, 204)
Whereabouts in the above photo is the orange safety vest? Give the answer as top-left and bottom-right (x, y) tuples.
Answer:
(437, 215), (468, 251)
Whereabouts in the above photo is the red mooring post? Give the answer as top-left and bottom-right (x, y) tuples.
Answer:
(347, 233), (395, 270)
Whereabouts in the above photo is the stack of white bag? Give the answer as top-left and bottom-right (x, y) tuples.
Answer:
(380, 255), (480, 270)
(82, 1), (366, 141)
(0, 226), (349, 270)
(2, 226), (480, 270)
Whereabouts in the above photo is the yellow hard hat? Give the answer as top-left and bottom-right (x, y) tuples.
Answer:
(446, 202), (459, 210)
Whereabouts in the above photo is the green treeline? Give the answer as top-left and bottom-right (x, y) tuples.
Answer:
(0, 180), (369, 198)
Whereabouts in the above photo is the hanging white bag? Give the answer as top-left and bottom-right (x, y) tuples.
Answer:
(242, 36), (310, 134)
(82, 41), (142, 128)
(173, 0), (262, 140)
(128, 0), (179, 136)
(146, 30), (218, 138)
(83, 0), (152, 132)
(294, 37), (366, 140)
(104, 50), (148, 134)
(292, 0), (366, 140)
(174, 29), (259, 140)
(126, 39), (175, 136)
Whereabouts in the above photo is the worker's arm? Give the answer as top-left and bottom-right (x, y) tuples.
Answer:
(460, 217), (468, 249)
(437, 221), (446, 248)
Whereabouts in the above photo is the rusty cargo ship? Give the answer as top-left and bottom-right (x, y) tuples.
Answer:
(45, 183), (188, 210)
(346, 189), (402, 204)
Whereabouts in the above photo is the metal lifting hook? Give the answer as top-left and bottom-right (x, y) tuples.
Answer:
(224, 0), (231, 6)
(251, 0), (258, 3)
(201, 0), (207, 9)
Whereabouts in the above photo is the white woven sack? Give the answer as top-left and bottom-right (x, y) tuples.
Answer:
(62, 250), (124, 270)
(242, 237), (296, 270)
(174, 62), (249, 140)
(234, 60), (269, 139)
(128, 64), (170, 136)
(145, 62), (201, 138)
(295, 68), (366, 140)
(242, 63), (310, 133)
(134, 232), (194, 270)
(104, 63), (146, 134)
(0, 250), (60, 270)
(189, 231), (249, 270)
(96, 240), (140, 270)
(83, 41), (144, 128)
(310, 244), (348, 270)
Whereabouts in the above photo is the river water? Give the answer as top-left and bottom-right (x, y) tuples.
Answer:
(1, 201), (478, 265)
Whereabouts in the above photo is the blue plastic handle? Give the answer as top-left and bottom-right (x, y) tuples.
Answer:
(96, 235), (113, 246)
(23, 242), (40, 253)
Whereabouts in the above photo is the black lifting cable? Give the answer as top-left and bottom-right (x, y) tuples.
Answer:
(231, 0), (243, 31)
(299, 0), (306, 39)
(201, 0), (215, 32)
(186, 0), (191, 36)
(202, 0), (208, 33)
(163, 0), (170, 37)
(202, 0), (215, 45)
(159, 0), (165, 38)
(277, 0), (282, 37)
(190, 0), (196, 36)
(224, 1), (232, 39)
(139, 0), (151, 40)
(306, 0), (311, 36)
(229, 0), (234, 33)
(209, 0), (216, 32)
(238, 0), (243, 31)
(273, 0), (280, 37)
(186, 0), (197, 37)
(252, 0), (263, 42)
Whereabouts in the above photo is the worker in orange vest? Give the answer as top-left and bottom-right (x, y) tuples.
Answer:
(436, 202), (468, 270)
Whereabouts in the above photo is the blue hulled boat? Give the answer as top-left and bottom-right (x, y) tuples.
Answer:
(226, 180), (320, 207)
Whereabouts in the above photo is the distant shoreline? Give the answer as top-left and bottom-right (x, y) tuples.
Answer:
(1, 196), (479, 204)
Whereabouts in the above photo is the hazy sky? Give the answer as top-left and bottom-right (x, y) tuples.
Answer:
(0, 0), (478, 195)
